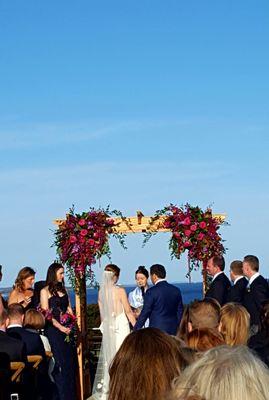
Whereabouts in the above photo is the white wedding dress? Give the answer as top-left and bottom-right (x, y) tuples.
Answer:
(89, 271), (130, 400)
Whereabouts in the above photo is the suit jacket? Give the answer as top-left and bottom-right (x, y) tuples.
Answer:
(134, 281), (183, 335)
(205, 272), (231, 306)
(243, 275), (269, 325)
(7, 326), (46, 359)
(0, 330), (26, 362)
(227, 276), (248, 303)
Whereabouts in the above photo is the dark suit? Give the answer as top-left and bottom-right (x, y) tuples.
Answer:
(134, 280), (183, 335)
(227, 276), (248, 303)
(7, 326), (46, 359)
(205, 272), (231, 306)
(243, 275), (269, 326)
(0, 330), (26, 361)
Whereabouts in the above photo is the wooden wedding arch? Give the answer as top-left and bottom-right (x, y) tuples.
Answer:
(54, 210), (225, 399)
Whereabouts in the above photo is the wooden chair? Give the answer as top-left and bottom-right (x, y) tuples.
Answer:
(27, 355), (43, 370)
(10, 361), (25, 382)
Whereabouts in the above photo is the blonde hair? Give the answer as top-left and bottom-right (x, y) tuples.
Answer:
(220, 303), (250, 346)
(170, 346), (269, 400)
(24, 309), (45, 330)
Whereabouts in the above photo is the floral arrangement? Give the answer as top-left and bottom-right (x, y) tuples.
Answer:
(54, 206), (126, 286)
(60, 312), (77, 343)
(37, 306), (53, 322)
(144, 203), (227, 272)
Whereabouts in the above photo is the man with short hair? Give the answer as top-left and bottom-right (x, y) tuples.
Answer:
(187, 298), (221, 333)
(243, 255), (269, 331)
(205, 255), (231, 306)
(134, 264), (183, 335)
(227, 260), (248, 303)
(0, 309), (26, 361)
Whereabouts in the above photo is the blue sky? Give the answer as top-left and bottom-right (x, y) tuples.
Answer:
(0, 1), (269, 286)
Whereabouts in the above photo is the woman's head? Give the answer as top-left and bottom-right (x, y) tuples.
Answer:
(24, 309), (45, 330)
(220, 303), (250, 346)
(169, 345), (269, 400)
(109, 328), (188, 400)
(104, 264), (120, 282)
(135, 266), (149, 288)
(185, 328), (225, 351)
(14, 267), (36, 291)
(46, 262), (66, 295)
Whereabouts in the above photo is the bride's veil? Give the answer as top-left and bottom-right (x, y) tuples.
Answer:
(90, 270), (117, 399)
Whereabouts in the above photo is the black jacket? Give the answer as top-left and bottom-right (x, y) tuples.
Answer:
(0, 330), (26, 362)
(227, 276), (248, 303)
(205, 272), (231, 306)
(243, 275), (269, 325)
(7, 326), (46, 359)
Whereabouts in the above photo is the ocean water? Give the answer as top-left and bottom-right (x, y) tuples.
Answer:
(68, 282), (203, 306)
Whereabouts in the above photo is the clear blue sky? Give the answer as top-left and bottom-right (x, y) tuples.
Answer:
(0, 1), (269, 286)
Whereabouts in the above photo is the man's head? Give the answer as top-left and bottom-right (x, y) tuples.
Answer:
(242, 255), (259, 279)
(0, 309), (7, 331)
(206, 256), (225, 277)
(150, 264), (166, 285)
(7, 303), (24, 327)
(188, 299), (221, 332)
(230, 260), (244, 281)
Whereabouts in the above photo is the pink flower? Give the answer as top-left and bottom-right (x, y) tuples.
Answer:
(182, 217), (191, 226)
(190, 224), (197, 232)
(107, 218), (114, 226)
(185, 230), (192, 237)
(173, 232), (181, 239)
(184, 241), (191, 248)
(70, 235), (77, 243)
(78, 219), (86, 226)
(88, 239), (95, 246)
(197, 232), (205, 241)
(199, 221), (206, 229)
(80, 229), (88, 236)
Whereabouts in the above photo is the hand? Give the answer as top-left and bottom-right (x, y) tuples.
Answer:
(61, 326), (71, 335)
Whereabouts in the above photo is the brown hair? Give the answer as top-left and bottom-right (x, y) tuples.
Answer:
(177, 305), (190, 341)
(243, 255), (259, 272)
(24, 309), (45, 330)
(220, 303), (250, 346)
(211, 256), (225, 271)
(188, 299), (220, 330)
(185, 328), (225, 351)
(230, 260), (243, 275)
(0, 309), (7, 326)
(7, 303), (25, 319)
(105, 263), (120, 278)
(109, 328), (188, 400)
(14, 267), (35, 291)
(46, 262), (67, 296)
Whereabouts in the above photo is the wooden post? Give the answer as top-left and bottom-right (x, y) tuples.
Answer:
(202, 260), (208, 297)
(75, 276), (91, 399)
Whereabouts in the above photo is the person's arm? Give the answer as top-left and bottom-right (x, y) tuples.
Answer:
(67, 294), (73, 315)
(120, 288), (136, 327)
(8, 289), (18, 305)
(40, 288), (71, 335)
(134, 290), (154, 330)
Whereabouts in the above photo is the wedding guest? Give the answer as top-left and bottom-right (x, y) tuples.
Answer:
(128, 266), (149, 319)
(205, 256), (231, 306)
(248, 300), (269, 367)
(169, 346), (269, 400)
(0, 309), (26, 362)
(227, 260), (248, 303)
(8, 267), (36, 310)
(243, 255), (269, 334)
(185, 328), (225, 351)
(24, 308), (52, 352)
(134, 264), (183, 335)
(219, 303), (250, 346)
(109, 328), (189, 400)
(40, 262), (77, 400)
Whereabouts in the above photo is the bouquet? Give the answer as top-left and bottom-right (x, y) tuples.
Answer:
(60, 312), (77, 343)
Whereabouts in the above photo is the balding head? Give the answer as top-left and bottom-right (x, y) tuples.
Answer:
(188, 299), (221, 332)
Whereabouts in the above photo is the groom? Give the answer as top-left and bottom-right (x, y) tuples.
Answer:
(134, 264), (183, 335)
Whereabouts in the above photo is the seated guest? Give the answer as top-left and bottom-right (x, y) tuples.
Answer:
(7, 303), (46, 359)
(0, 351), (11, 400)
(8, 267), (36, 311)
(109, 328), (189, 400)
(248, 300), (269, 367)
(0, 309), (26, 362)
(24, 308), (51, 352)
(205, 256), (231, 306)
(227, 260), (248, 303)
(243, 255), (269, 334)
(185, 328), (225, 351)
(219, 303), (250, 346)
(169, 345), (269, 400)
(183, 298), (220, 335)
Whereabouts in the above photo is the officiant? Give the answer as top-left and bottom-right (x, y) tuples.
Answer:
(128, 266), (149, 325)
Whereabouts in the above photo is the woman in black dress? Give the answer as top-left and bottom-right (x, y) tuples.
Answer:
(8, 266), (36, 310)
(40, 262), (77, 400)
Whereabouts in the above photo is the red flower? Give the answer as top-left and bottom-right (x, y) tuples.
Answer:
(190, 224), (197, 232)
(78, 219), (86, 226)
(88, 239), (95, 246)
(70, 235), (77, 243)
(199, 221), (206, 229)
(80, 229), (88, 237)
(184, 241), (191, 248)
(185, 230), (192, 237)
(197, 232), (205, 241)
(182, 217), (191, 226)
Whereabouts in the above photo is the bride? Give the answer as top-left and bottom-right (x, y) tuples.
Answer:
(90, 264), (136, 400)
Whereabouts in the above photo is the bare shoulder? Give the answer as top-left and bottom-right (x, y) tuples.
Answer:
(40, 286), (49, 295)
(117, 286), (127, 296)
